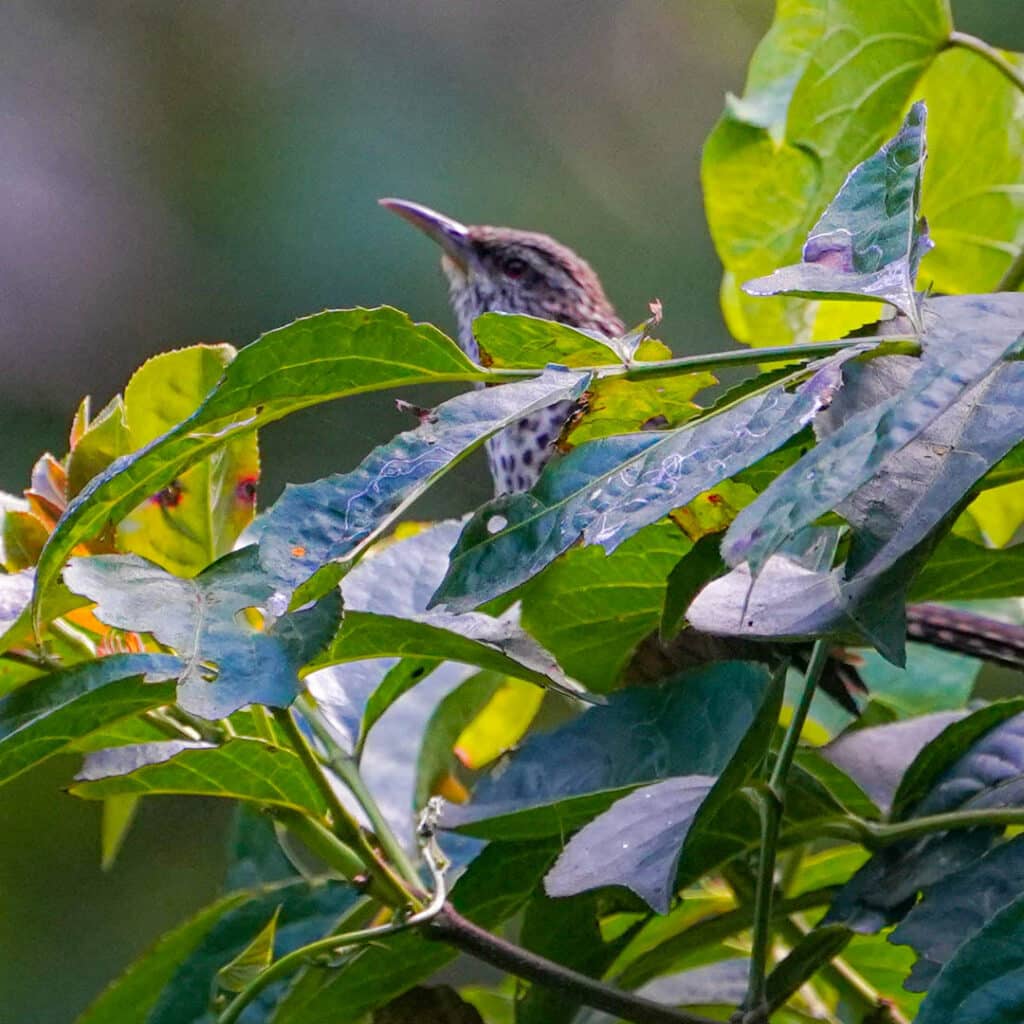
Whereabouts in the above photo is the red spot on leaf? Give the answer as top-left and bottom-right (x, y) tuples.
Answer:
(151, 480), (184, 508)
(291, 546), (306, 558)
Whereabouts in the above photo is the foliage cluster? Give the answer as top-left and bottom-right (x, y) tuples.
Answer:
(3, 3), (1024, 1022)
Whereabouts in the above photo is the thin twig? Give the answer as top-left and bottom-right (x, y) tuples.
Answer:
(429, 905), (719, 1024)
(996, 244), (1024, 293)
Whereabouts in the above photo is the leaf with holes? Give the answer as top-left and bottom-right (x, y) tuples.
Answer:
(432, 349), (864, 612)
(63, 547), (341, 718)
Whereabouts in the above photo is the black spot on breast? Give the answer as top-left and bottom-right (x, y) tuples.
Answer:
(522, 450), (533, 466)
(536, 432), (550, 448)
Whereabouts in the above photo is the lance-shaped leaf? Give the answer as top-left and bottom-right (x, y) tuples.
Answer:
(744, 103), (930, 324)
(64, 547), (341, 719)
(545, 663), (784, 911)
(442, 662), (772, 841)
(913, 890), (1024, 1024)
(472, 312), (668, 369)
(694, 295), (1024, 660)
(33, 308), (486, 621)
(0, 653), (180, 786)
(724, 295), (1024, 576)
(77, 877), (357, 1024)
(258, 367), (590, 590)
(432, 349), (864, 612)
(70, 737), (328, 815)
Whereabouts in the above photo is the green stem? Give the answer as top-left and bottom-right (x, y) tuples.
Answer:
(299, 696), (424, 889)
(485, 335), (917, 384)
(217, 836), (448, 1024)
(865, 806), (1024, 846)
(997, 244), (1024, 293)
(251, 705), (278, 743)
(271, 706), (417, 910)
(744, 640), (830, 1018)
(948, 30), (1024, 95)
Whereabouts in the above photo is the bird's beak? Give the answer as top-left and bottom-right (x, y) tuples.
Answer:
(378, 198), (473, 273)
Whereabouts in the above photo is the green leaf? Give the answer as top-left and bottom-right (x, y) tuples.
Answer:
(270, 841), (557, 1024)
(70, 737), (328, 815)
(518, 520), (692, 693)
(100, 793), (141, 870)
(694, 295), (1024, 662)
(0, 653), (180, 786)
(34, 308), (484, 620)
(659, 534), (725, 641)
(472, 312), (631, 368)
(1, 510), (49, 571)
(309, 608), (586, 703)
(64, 547), (341, 718)
(828, 711), (1024, 932)
(77, 877), (357, 1024)
(765, 924), (852, 1010)
(433, 349), (863, 612)
(258, 367), (590, 591)
(724, 296), (1023, 575)
(66, 395), (131, 499)
(117, 344), (260, 577)
(891, 834), (1024, 991)
(544, 664), (784, 911)
(216, 905), (280, 992)
(357, 658), (438, 756)
(703, 0), (950, 345)
(915, 46), (1024, 293)
(913, 889), (1024, 1023)
(443, 662), (772, 841)
(744, 103), (930, 323)
(910, 534), (1024, 601)
(890, 700), (1024, 820)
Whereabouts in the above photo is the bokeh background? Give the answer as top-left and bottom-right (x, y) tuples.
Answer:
(1, 2), (1021, 1020)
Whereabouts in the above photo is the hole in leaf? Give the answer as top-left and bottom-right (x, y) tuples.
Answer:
(487, 515), (507, 534)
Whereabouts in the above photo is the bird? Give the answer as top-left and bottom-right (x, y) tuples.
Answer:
(380, 198), (1024, 702)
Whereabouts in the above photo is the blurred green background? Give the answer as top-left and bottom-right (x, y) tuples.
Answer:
(1, 2), (1021, 1021)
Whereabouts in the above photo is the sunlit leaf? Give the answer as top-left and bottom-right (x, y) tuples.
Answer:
(744, 103), (930, 324)
(215, 905), (280, 993)
(116, 345), (259, 576)
(33, 308), (486, 621)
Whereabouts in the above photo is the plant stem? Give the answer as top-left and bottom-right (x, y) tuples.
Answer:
(271, 706), (417, 910)
(948, 30), (1024, 95)
(745, 640), (830, 1019)
(298, 695), (424, 889)
(997, 244), (1024, 293)
(429, 905), (718, 1024)
(485, 335), (917, 384)
(865, 806), (1024, 846)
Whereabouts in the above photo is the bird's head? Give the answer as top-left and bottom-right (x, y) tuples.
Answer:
(380, 198), (623, 356)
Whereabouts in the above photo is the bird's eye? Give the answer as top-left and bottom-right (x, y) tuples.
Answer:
(503, 257), (528, 279)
